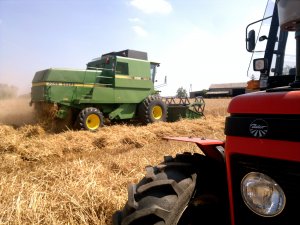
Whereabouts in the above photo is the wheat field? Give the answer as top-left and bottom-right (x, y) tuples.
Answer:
(0, 97), (231, 225)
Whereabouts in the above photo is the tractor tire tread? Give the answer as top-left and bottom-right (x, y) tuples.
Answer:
(113, 153), (208, 225)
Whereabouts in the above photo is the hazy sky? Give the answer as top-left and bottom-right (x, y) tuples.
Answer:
(0, 0), (267, 96)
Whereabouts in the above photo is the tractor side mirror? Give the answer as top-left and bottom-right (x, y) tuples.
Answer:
(246, 30), (256, 52)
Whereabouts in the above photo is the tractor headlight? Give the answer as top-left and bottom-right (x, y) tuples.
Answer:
(241, 172), (286, 217)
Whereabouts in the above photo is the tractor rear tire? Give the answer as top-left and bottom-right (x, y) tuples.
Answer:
(138, 96), (167, 124)
(77, 107), (104, 131)
(113, 153), (228, 225)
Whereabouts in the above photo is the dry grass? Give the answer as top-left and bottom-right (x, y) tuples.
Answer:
(203, 98), (231, 117)
(0, 97), (230, 225)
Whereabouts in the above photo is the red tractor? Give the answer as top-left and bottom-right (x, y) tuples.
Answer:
(113, 0), (300, 224)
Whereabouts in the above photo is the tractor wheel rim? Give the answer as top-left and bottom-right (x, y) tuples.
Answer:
(86, 114), (100, 130)
(152, 106), (163, 120)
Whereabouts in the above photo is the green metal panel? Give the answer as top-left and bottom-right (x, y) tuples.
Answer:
(116, 56), (151, 78)
(47, 86), (77, 105)
(90, 86), (114, 103)
(46, 69), (85, 83)
(115, 78), (153, 89)
(32, 68), (102, 83)
(100, 104), (116, 114)
(108, 104), (137, 120)
(114, 88), (152, 103)
(46, 86), (91, 107)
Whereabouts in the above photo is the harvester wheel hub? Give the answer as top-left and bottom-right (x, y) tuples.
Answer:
(152, 106), (163, 120)
(86, 114), (100, 130)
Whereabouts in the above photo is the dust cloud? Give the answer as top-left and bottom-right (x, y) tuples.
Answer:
(0, 97), (37, 127)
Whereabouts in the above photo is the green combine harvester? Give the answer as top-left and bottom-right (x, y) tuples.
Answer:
(30, 49), (205, 131)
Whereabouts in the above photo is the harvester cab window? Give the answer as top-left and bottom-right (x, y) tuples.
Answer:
(116, 62), (129, 75)
(150, 63), (159, 83)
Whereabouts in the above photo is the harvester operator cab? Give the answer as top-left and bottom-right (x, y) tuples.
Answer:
(86, 50), (162, 85)
(246, 0), (298, 90)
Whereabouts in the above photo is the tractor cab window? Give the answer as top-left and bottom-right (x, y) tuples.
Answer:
(281, 32), (296, 75)
(266, 30), (296, 77)
(246, 0), (296, 89)
(247, 0), (275, 80)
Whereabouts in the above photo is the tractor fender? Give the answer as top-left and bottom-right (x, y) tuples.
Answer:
(163, 136), (225, 163)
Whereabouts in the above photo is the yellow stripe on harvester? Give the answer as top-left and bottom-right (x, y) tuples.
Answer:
(32, 75), (150, 88)
(32, 82), (95, 88)
(115, 75), (151, 80)
(32, 82), (48, 87)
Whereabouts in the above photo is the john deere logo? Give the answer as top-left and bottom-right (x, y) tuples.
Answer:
(249, 119), (268, 137)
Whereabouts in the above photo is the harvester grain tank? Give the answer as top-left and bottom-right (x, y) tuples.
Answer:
(114, 0), (300, 224)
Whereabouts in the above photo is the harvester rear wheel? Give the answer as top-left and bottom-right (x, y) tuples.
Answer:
(113, 153), (228, 225)
(138, 96), (167, 124)
(77, 107), (104, 131)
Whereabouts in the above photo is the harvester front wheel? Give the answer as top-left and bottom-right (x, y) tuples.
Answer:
(77, 107), (104, 131)
(113, 153), (228, 225)
(138, 96), (167, 124)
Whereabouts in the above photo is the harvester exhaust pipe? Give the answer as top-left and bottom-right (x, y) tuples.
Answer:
(277, 0), (300, 87)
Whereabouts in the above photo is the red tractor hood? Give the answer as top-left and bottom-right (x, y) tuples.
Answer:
(228, 90), (300, 115)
